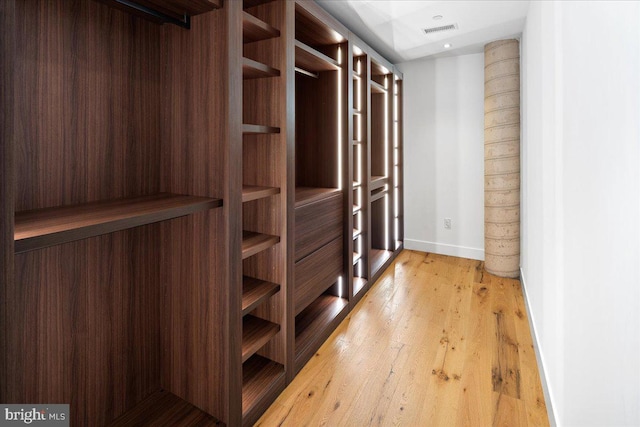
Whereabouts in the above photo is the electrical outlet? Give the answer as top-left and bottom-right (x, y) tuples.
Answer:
(444, 218), (452, 230)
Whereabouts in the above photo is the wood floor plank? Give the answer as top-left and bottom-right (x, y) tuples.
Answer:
(256, 250), (550, 427)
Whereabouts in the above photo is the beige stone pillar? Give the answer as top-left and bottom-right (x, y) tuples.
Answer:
(484, 39), (520, 278)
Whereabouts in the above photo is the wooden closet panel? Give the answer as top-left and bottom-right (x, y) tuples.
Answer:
(160, 8), (231, 421)
(0, 0), (16, 404)
(370, 92), (387, 179)
(295, 71), (340, 189)
(6, 227), (162, 425)
(13, 0), (163, 212)
(294, 192), (342, 261)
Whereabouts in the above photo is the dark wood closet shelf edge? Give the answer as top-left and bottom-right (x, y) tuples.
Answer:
(14, 193), (222, 253)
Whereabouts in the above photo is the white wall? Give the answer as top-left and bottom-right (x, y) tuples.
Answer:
(521, 1), (640, 426)
(398, 54), (485, 260)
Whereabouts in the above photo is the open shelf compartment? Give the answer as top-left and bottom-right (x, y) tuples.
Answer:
(14, 193), (222, 253)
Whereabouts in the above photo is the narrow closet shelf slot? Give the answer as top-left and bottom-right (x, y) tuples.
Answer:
(242, 315), (280, 363)
(243, 11), (280, 43)
(294, 40), (340, 73)
(243, 57), (280, 79)
(353, 228), (361, 239)
(352, 204), (361, 214)
(243, 124), (281, 135)
(14, 193), (222, 254)
(242, 231), (280, 259)
(242, 355), (285, 420)
(107, 390), (220, 427)
(243, 277), (280, 316)
(242, 185), (280, 203)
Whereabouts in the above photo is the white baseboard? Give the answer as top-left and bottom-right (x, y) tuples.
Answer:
(519, 268), (558, 427)
(404, 238), (484, 261)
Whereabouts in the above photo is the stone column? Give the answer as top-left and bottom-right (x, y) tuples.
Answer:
(484, 39), (520, 278)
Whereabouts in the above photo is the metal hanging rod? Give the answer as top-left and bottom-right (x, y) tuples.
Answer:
(295, 67), (319, 79)
(113, 0), (191, 29)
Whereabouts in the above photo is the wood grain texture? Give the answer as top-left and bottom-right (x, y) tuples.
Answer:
(100, 0), (220, 21)
(294, 191), (342, 261)
(107, 390), (221, 427)
(243, 277), (281, 316)
(257, 250), (549, 427)
(294, 237), (344, 316)
(242, 355), (286, 425)
(243, 11), (280, 44)
(242, 315), (281, 363)
(294, 1), (347, 49)
(243, 57), (280, 79)
(294, 294), (348, 372)
(0, 0), (15, 405)
(242, 186), (280, 203)
(294, 41), (340, 73)
(15, 194), (221, 253)
(8, 227), (162, 426)
(242, 231), (280, 259)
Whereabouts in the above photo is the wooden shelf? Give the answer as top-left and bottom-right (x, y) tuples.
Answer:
(243, 11), (280, 43)
(353, 277), (367, 296)
(294, 40), (340, 73)
(107, 390), (220, 427)
(243, 124), (281, 135)
(14, 194), (222, 254)
(295, 187), (340, 208)
(242, 315), (280, 363)
(370, 80), (387, 94)
(242, 231), (280, 259)
(370, 175), (386, 191)
(242, 277), (280, 316)
(370, 189), (387, 203)
(353, 181), (361, 188)
(353, 228), (361, 239)
(353, 252), (362, 265)
(242, 185), (280, 203)
(353, 204), (361, 214)
(101, 0), (221, 27)
(243, 57), (280, 79)
(242, 355), (285, 419)
(295, 294), (348, 361)
(371, 249), (393, 276)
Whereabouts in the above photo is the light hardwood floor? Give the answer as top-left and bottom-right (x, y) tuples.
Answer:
(256, 250), (549, 426)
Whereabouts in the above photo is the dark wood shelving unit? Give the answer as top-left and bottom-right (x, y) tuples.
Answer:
(107, 390), (221, 427)
(242, 231), (280, 259)
(243, 11), (280, 43)
(242, 315), (281, 362)
(1, 1), (403, 425)
(243, 57), (280, 79)
(242, 277), (281, 315)
(14, 193), (221, 253)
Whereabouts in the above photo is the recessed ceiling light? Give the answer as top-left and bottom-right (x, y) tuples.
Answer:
(443, 43), (452, 48)
(433, 15), (443, 20)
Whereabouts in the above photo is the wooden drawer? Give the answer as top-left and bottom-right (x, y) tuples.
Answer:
(294, 237), (343, 315)
(295, 192), (342, 261)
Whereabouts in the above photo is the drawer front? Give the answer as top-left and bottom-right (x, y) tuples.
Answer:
(294, 237), (343, 315)
(295, 193), (343, 261)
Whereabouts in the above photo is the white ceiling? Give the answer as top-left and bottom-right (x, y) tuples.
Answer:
(316, 0), (530, 64)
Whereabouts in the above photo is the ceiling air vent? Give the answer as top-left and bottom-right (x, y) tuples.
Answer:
(422, 23), (458, 35)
